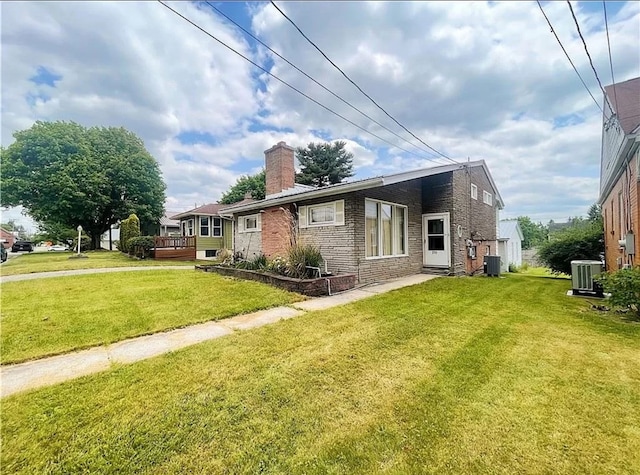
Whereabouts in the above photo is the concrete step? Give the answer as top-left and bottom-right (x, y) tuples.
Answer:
(421, 266), (451, 276)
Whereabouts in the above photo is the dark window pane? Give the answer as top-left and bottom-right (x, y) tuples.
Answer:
(428, 219), (444, 235)
(428, 236), (445, 251)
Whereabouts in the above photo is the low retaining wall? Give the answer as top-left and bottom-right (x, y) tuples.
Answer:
(197, 265), (356, 297)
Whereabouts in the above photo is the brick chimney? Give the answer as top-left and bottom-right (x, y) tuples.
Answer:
(265, 141), (295, 196)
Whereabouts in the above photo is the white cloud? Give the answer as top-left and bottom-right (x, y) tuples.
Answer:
(1, 0), (638, 231)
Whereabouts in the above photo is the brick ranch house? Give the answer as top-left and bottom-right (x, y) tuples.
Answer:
(599, 77), (640, 271)
(219, 141), (504, 283)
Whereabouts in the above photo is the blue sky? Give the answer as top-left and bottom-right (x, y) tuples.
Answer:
(1, 1), (639, 231)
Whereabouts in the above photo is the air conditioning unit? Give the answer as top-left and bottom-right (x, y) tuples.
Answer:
(483, 255), (501, 277)
(570, 260), (604, 297)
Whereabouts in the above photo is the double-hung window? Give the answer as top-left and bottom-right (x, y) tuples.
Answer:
(187, 219), (194, 236)
(199, 217), (210, 236)
(365, 199), (407, 258)
(483, 191), (493, 206)
(212, 217), (222, 237)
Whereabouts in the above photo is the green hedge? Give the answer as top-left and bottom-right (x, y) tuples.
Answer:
(119, 214), (140, 253)
(127, 235), (155, 259)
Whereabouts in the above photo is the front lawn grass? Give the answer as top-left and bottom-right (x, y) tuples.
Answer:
(0, 250), (210, 276)
(2, 274), (639, 474)
(1, 271), (302, 364)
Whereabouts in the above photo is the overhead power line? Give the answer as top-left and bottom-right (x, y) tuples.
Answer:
(536, 0), (603, 114)
(602, 1), (619, 113)
(156, 1), (448, 163)
(566, 1), (608, 98)
(269, 1), (457, 164)
(204, 1), (442, 160)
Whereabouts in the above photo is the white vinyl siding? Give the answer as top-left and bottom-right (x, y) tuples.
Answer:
(365, 199), (407, 258)
(298, 200), (345, 228)
(238, 214), (261, 233)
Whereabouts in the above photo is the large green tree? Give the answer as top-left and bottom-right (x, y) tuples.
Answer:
(219, 170), (266, 204)
(296, 141), (354, 187)
(516, 216), (548, 249)
(1, 121), (166, 249)
(538, 220), (604, 275)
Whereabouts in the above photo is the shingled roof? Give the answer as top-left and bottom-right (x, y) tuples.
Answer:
(170, 203), (224, 220)
(604, 76), (640, 135)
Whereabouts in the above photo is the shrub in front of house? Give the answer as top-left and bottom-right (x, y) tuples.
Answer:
(119, 214), (141, 254)
(235, 253), (268, 271)
(538, 222), (603, 275)
(286, 244), (323, 279)
(127, 236), (155, 259)
(595, 267), (640, 317)
(219, 244), (324, 280)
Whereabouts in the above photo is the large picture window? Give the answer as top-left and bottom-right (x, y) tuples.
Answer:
(365, 199), (407, 258)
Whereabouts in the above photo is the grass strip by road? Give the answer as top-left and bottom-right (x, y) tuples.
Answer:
(1, 270), (303, 364)
(2, 274), (638, 474)
(0, 251), (210, 277)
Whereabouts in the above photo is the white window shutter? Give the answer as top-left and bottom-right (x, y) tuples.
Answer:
(238, 217), (244, 233)
(335, 200), (345, 225)
(299, 206), (308, 228)
(256, 213), (262, 230)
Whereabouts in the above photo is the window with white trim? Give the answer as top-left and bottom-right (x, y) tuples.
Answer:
(365, 199), (407, 258)
(212, 217), (222, 237)
(471, 184), (478, 200)
(298, 200), (345, 228)
(199, 217), (210, 236)
(187, 219), (194, 236)
(483, 190), (493, 206)
(238, 214), (261, 233)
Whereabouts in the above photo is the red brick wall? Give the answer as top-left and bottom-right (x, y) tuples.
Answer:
(261, 205), (295, 257)
(602, 151), (639, 271)
(265, 142), (295, 196)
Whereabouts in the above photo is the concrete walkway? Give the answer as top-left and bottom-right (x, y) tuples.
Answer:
(1, 265), (195, 283)
(0, 273), (438, 398)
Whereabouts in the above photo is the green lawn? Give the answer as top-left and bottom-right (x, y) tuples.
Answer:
(0, 250), (210, 276)
(2, 273), (638, 473)
(1, 271), (302, 364)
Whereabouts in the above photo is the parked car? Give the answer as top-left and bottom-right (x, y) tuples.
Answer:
(11, 241), (34, 252)
(1, 246), (7, 262)
(49, 244), (69, 252)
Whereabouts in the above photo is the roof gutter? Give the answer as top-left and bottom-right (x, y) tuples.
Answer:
(599, 133), (640, 204)
(219, 177), (384, 216)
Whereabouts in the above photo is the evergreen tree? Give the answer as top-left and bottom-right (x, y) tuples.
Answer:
(296, 141), (354, 187)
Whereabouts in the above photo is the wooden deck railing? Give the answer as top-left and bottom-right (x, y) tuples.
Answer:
(154, 236), (195, 249)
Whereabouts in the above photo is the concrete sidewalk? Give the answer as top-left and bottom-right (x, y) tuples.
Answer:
(1, 266), (195, 283)
(0, 274), (438, 398)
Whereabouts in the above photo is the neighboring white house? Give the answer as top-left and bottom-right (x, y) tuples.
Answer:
(100, 224), (121, 250)
(498, 220), (523, 272)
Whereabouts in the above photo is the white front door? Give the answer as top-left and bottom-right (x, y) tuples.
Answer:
(423, 213), (451, 267)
